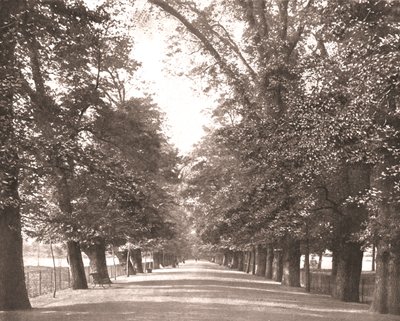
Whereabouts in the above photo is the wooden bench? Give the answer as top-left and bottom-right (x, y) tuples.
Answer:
(89, 272), (111, 288)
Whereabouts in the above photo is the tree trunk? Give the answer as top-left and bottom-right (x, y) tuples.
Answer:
(370, 240), (400, 315)
(162, 252), (166, 266)
(131, 248), (144, 273)
(317, 251), (323, 270)
(0, 185), (31, 310)
(83, 239), (111, 283)
(331, 249), (338, 297)
(281, 237), (301, 287)
(328, 163), (370, 301)
(272, 249), (283, 282)
(238, 251), (245, 271)
(304, 240), (311, 292)
(265, 245), (274, 279)
(372, 245), (375, 272)
(231, 251), (239, 269)
(67, 241), (88, 289)
(153, 252), (161, 269)
(246, 251), (252, 274)
(222, 250), (231, 267)
(370, 159), (400, 314)
(172, 255), (178, 268)
(0, 0), (31, 310)
(256, 244), (267, 276)
(332, 242), (363, 302)
(252, 246), (256, 275)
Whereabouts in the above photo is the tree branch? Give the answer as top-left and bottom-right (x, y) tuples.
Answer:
(148, 0), (255, 112)
(211, 23), (257, 81)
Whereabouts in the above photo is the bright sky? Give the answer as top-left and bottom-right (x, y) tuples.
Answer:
(86, 0), (215, 155)
(131, 18), (215, 155)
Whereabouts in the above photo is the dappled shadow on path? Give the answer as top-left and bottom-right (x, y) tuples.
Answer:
(2, 261), (400, 321)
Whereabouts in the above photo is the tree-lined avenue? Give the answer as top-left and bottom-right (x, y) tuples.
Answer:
(2, 261), (400, 321)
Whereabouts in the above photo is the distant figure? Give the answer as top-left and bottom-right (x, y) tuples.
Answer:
(182, 258), (185, 264)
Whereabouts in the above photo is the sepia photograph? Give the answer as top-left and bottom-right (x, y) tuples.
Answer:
(0, 0), (399, 320)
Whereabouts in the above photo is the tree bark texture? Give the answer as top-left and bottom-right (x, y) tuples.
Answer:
(371, 241), (400, 315)
(281, 237), (301, 287)
(272, 249), (283, 282)
(83, 239), (111, 283)
(265, 245), (274, 279)
(255, 244), (267, 277)
(370, 160), (400, 314)
(0, 0), (31, 310)
(328, 163), (370, 301)
(67, 241), (88, 289)
(332, 242), (363, 302)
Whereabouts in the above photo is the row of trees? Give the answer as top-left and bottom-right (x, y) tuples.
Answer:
(0, 0), (187, 310)
(149, 0), (400, 315)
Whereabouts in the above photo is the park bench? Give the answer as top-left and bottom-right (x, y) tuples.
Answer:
(89, 272), (111, 288)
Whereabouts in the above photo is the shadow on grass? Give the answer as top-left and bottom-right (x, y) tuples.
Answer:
(2, 262), (394, 321)
(0, 299), (360, 321)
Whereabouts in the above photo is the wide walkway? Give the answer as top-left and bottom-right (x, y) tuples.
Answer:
(1, 260), (400, 321)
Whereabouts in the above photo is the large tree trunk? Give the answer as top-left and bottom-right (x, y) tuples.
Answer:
(67, 241), (88, 289)
(328, 163), (370, 301)
(83, 239), (111, 283)
(255, 244), (267, 276)
(370, 159), (400, 314)
(332, 242), (363, 302)
(281, 237), (301, 287)
(371, 240), (400, 315)
(0, 0), (31, 311)
(131, 248), (144, 273)
(0, 208), (30, 310)
(272, 249), (283, 282)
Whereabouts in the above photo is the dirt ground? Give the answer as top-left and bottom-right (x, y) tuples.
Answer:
(1, 260), (400, 321)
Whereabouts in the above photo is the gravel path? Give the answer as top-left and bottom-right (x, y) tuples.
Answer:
(1, 260), (400, 321)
